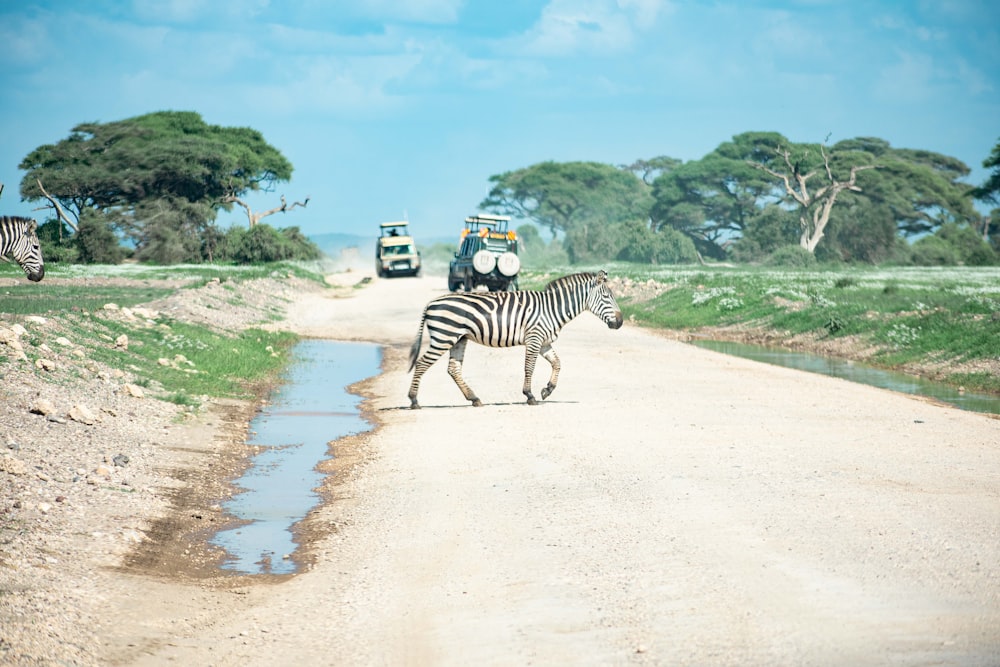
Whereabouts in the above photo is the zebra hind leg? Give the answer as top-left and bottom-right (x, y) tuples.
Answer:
(408, 345), (448, 409)
(539, 343), (561, 400)
(447, 339), (482, 407)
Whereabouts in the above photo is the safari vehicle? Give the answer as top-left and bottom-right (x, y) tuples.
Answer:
(375, 221), (421, 278)
(448, 214), (520, 292)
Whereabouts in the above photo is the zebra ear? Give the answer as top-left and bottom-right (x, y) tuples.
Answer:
(595, 270), (608, 283)
(27, 219), (38, 233)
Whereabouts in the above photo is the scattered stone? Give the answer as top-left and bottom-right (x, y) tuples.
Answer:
(124, 383), (145, 398)
(38, 502), (52, 514)
(46, 415), (67, 424)
(54, 337), (73, 347)
(68, 405), (98, 425)
(94, 464), (113, 479)
(30, 399), (57, 416)
(103, 303), (120, 311)
(112, 454), (129, 467)
(24, 315), (47, 325)
(35, 358), (56, 371)
(115, 334), (129, 349)
(1, 454), (28, 476)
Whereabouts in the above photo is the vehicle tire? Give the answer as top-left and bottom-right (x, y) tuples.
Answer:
(497, 252), (520, 277)
(472, 250), (496, 275)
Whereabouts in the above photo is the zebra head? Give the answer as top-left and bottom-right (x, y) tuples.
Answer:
(20, 219), (45, 282)
(586, 270), (623, 329)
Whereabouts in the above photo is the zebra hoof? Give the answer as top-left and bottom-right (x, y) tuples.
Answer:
(471, 398), (483, 407)
(409, 401), (421, 410)
(526, 397), (538, 406)
(541, 385), (555, 400)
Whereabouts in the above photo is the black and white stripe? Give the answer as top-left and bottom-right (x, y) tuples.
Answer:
(407, 270), (623, 408)
(0, 216), (44, 282)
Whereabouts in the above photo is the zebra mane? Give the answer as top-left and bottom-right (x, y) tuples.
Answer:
(0, 215), (38, 227)
(543, 270), (607, 292)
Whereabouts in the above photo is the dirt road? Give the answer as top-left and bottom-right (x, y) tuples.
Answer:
(111, 272), (999, 666)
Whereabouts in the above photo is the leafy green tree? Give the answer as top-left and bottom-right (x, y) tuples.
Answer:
(818, 195), (899, 264)
(616, 220), (698, 264)
(36, 219), (79, 264)
(74, 212), (127, 264)
(17, 111), (300, 262)
(972, 137), (1000, 243)
(653, 132), (978, 262)
(730, 204), (800, 263)
(972, 137), (1000, 206)
(843, 138), (977, 239)
(480, 161), (651, 261)
(650, 133), (784, 259)
(216, 224), (322, 264)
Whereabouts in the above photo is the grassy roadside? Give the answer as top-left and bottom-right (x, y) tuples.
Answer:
(0, 261), (330, 408)
(524, 264), (1000, 396)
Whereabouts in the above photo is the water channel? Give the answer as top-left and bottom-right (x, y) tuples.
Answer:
(691, 339), (1000, 416)
(210, 340), (380, 575)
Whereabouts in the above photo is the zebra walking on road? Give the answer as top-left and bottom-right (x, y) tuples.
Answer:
(407, 270), (623, 409)
(0, 216), (45, 282)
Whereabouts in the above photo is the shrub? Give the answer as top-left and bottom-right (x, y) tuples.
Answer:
(765, 245), (816, 267)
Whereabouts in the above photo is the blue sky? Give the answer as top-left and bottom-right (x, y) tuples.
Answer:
(1, 0), (997, 241)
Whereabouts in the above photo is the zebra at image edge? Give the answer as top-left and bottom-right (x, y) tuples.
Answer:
(1, 216), (45, 282)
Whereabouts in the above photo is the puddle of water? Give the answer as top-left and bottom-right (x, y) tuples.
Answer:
(211, 340), (380, 575)
(691, 340), (1000, 416)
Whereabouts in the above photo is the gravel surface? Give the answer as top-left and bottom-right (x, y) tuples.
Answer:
(0, 273), (330, 666)
(2, 269), (999, 666)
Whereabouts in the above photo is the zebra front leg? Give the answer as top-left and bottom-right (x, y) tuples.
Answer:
(447, 339), (482, 407)
(539, 343), (561, 400)
(522, 339), (543, 405)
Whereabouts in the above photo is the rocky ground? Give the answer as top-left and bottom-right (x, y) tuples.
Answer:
(0, 273), (334, 666)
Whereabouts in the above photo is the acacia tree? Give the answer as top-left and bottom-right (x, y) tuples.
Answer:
(748, 141), (876, 253)
(480, 161), (652, 262)
(972, 137), (1000, 243)
(650, 133), (780, 259)
(18, 111), (305, 258)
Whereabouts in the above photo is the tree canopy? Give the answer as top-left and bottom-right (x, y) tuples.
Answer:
(650, 132), (979, 259)
(18, 111), (300, 262)
(479, 161), (656, 262)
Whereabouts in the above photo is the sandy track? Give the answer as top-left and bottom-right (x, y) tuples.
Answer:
(115, 272), (999, 666)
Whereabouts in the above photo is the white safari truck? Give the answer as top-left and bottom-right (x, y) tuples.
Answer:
(375, 221), (422, 277)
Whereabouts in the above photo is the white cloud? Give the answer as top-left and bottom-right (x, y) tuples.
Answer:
(510, 0), (668, 57)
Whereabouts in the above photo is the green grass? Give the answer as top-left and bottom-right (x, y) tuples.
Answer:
(0, 283), (176, 315)
(2, 262), (312, 407)
(522, 264), (1000, 395)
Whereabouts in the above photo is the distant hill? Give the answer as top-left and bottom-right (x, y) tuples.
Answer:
(309, 231), (456, 258)
(309, 232), (372, 258)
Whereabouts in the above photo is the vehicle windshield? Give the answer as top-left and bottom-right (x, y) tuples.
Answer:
(383, 244), (414, 256)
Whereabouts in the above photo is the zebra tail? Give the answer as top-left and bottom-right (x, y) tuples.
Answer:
(408, 309), (427, 372)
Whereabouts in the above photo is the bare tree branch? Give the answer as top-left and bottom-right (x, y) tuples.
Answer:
(223, 193), (311, 228)
(35, 179), (79, 232)
(749, 147), (877, 253)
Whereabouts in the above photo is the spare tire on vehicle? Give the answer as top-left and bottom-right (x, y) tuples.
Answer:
(497, 252), (520, 277)
(472, 250), (496, 274)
